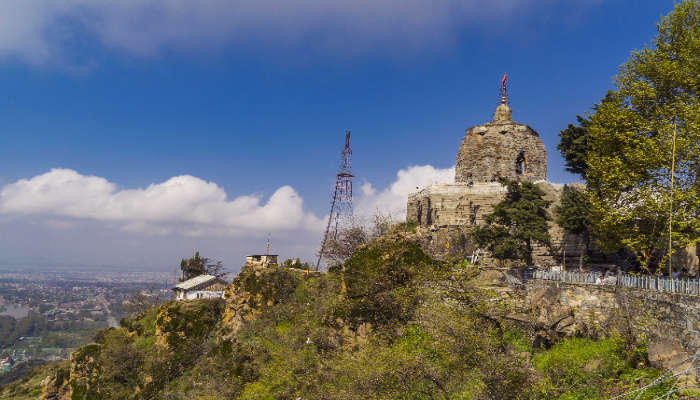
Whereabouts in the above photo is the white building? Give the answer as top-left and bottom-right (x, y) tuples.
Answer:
(245, 254), (278, 268)
(172, 274), (227, 301)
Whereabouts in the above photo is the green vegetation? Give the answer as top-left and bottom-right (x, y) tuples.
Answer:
(557, 115), (591, 178)
(581, 0), (700, 268)
(279, 258), (311, 270)
(474, 178), (552, 266)
(531, 336), (672, 399)
(5, 234), (677, 399)
(0, 361), (67, 400)
(0, 312), (47, 348)
(555, 185), (593, 270)
(180, 251), (226, 281)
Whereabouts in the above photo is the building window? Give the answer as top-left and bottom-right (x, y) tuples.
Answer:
(516, 152), (527, 175)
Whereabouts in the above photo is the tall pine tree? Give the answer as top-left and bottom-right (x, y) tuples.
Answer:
(474, 179), (552, 266)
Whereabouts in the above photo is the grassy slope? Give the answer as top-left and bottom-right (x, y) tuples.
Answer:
(0, 361), (67, 400)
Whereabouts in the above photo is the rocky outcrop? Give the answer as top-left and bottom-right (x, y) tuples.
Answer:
(41, 344), (102, 400)
(40, 365), (70, 400)
(219, 264), (302, 340)
(513, 279), (700, 382)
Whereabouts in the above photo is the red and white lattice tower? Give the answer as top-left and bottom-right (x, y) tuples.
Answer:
(316, 131), (354, 270)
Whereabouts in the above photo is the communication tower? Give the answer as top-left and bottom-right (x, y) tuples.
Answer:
(316, 131), (354, 270)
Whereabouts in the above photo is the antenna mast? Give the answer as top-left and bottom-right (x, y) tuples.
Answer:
(316, 131), (354, 270)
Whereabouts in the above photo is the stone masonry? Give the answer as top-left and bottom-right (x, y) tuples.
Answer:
(520, 279), (700, 382)
(406, 96), (582, 266)
(455, 101), (546, 183)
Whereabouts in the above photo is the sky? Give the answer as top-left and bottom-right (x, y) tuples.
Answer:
(0, 0), (679, 274)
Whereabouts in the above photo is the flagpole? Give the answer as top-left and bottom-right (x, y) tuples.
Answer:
(668, 118), (677, 279)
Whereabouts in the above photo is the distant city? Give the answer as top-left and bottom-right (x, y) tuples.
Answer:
(0, 267), (172, 378)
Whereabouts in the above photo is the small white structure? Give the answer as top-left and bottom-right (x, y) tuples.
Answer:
(172, 274), (227, 301)
(245, 254), (278, 268)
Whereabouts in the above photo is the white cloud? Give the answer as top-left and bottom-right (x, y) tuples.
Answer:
(0, 165), (452, 236)
(0, 164), (454, 269)
(0, 0), (604, 65)
(355, 164), (454, 224)
(0, 168), (323, 235)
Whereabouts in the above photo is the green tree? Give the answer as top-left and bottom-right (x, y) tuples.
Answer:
(474, 179), (552, 266)
(179, 251), (227, 281)
(585, 0), (700, 269)
(555, 185), (593, 270)
(557, 115), (591, 177)
(180, 251), (205, 281)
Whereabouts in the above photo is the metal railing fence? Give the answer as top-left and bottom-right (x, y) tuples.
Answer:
(532, 269), (700, 296)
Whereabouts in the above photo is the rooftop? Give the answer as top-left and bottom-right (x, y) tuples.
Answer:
(173, 274), (219, 291)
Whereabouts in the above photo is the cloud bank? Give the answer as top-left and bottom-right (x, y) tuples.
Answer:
(0, 169), (322, 236)
(0, 165), (454, 268)
(0, 0), (603, 65)
(355, 165), (454, 223)
(0, 165), (453, 237)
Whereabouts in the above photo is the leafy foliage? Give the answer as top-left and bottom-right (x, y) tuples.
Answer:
(179, 251), (227, 281)
(530, 336), (672, 399)
(555, 185), (594, 269)
(9, 234), (681, 399)
(585, 0), (700, 267)
(557, 115), (592, 177)
(474, 179), (552, 265)
(280, 258), (311, 270)
(339, 236), (445, 328)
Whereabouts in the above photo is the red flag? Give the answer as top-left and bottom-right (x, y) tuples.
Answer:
(501, 73), (507, 86)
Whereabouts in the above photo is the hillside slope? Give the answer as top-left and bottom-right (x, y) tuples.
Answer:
(3, 232), (677, 399)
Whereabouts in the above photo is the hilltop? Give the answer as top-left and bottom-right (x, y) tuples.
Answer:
(0, 225), (679, 399)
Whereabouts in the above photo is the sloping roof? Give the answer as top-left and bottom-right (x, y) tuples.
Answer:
(173, 274), (220, 291)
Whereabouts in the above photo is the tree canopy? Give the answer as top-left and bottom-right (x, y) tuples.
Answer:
(179, 252), (227, 281)
(585, 0), (700, 268)
(557, 115), (591, 177)
(555, 185), (593, 269)
(474, 179), (552, 266)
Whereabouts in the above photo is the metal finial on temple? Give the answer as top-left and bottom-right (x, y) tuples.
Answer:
(499, 72), (508, 104)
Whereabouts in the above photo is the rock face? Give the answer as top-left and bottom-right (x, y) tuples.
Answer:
(455, 101), (546, 184)
(219, 264), (302, 340)
(40, 366), (70, 400)
(518, 279), (700, 382)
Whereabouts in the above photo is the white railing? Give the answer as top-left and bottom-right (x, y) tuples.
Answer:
(532, 269), (700, 296)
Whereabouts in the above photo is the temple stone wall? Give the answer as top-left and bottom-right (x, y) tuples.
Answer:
(407, 182), (507, 227)
(406, 97), (580, 266)
(455, 103), (547, 184)
(407, 181), (587, 266)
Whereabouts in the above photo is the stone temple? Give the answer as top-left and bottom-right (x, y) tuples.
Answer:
(407, 92), (699, 271)
(456, 99), (547, 184)
(406, 96), (577, 265)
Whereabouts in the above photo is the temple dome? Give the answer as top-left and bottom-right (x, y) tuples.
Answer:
(455, 101), (547, 183)
(493, 102), (512, 121)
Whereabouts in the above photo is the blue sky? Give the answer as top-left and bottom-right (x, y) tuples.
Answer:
(0, 0), (678, 273)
